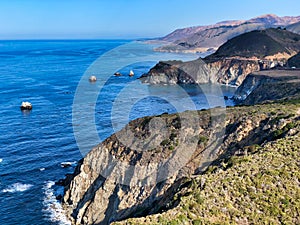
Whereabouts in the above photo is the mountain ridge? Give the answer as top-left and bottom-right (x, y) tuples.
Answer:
(156, 14), (300, 53)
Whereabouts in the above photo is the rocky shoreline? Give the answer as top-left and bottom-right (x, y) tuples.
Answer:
(59, 23), (300, 225)
(61, 97), (300, 224)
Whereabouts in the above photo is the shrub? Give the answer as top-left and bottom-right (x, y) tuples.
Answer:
(161, 139), (170, 146)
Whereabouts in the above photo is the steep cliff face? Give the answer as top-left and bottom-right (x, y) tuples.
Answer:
(205, 58), (273, 86)
(140, 58), (279, 86)
(234, 69), (300, 104)
(63, 112), (211, 224)
(139, 59), (212, 84)
(62, 100), (300, 224)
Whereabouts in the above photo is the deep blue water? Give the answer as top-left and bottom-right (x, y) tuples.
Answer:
(0, 40), (236, 225)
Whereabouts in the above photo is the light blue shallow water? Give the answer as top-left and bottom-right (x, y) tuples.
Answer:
(0, 40), (236, 225)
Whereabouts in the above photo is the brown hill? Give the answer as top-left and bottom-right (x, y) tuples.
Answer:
(207, 28), (300, 60)
(156, 14), (300, 53)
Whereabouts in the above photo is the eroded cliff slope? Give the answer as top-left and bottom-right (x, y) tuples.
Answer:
(62, 99), (300, 225)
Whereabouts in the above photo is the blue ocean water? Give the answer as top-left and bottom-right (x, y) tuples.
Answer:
(0, 40), (236, 225)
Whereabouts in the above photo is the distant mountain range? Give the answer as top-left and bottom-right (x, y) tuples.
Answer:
(155, 14), (300, 53)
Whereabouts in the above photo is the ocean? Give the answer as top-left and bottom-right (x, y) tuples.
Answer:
(0, 40), (236, 225)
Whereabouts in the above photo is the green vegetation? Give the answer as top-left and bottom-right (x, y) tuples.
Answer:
(113, 99), (300, 225)
(117, 136), (300, 225)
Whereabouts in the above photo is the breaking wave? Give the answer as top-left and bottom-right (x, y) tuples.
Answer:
(2, 183), (33, 193)
(42, 181), (71, 225)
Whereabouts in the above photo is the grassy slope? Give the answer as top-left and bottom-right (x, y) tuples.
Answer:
(113, 100), (300, 225)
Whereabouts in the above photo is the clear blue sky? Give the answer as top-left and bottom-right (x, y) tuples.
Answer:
(0, 0), (299, 39)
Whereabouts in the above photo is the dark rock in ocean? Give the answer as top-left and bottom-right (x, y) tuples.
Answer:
(20, 102), (32, 110)
(114, 72), (122, 76)
(89, 75), (97, 82)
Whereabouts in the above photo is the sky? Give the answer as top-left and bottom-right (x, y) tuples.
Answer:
(0, 0), (299, 39)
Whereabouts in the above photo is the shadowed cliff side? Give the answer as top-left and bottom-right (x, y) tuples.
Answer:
(62, 98), (300, 224)
(234, 69), (300, 105)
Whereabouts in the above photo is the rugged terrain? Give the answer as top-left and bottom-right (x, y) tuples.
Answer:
(156, 14), (300, 53)
(139, 58), (277, 86)
(234, 69), (300, 105)
(114, 132), (300, 225)
(62, 98), (300, 224)
(207, 28), (300, 60)
(141, 28), (300, 86)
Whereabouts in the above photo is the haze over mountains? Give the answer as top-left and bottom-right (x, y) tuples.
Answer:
(155, 14), (300, 53)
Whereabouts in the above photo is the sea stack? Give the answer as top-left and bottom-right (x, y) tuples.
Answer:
(89, 75), (97, 82)
(20, 102), (32, 110)
(114, 72), (122, 76)
(129, 70), (134, 76)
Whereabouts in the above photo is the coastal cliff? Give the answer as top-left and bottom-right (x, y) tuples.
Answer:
(142, 28), (300, 86)
(62, 98), (300, 224)
(234, 69), (300, 104)
(140, 58), (279, 86)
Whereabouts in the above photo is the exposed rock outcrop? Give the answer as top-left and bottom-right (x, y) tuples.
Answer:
(141, 28), (300, 86)
(62, 97), (300, 224)
(234, 69), (300, 104)
(139, 59), (212, 84)
(140, 58), (280, 86)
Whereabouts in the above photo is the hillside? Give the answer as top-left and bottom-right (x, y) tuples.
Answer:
(234, 69), (300, 105)
(156, 14), (300, 53)
(114, 134), (300, 225)
(288, 52), (300, 67)
(61, 98), (300, 225)
(207, 28), (300, 59)
(287, 21), (300, 34)
(141, 28), (300, 86)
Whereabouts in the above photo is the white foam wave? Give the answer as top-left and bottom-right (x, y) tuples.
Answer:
(0, 158), (3, 163)
(42, 181), (71, 225)
(2, 183), (33, 193)
(60, 161), (77, 168)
